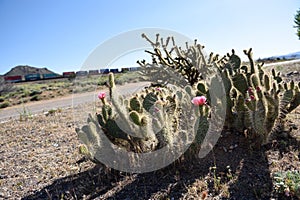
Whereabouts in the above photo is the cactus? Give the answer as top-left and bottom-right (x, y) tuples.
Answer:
(129, 96), (142, 113)
(77, 34), (300, 168)
(139, 34), (300, 147)
(76, 72), (208, 164)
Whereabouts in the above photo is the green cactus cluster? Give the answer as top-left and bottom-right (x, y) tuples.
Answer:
(138, 34), (300, 147)
(217, 49), (299, 145)
(76, 34), (300, 166)
(76, 72), (208, 163)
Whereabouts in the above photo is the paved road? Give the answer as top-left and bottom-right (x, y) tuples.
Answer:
(264, 59), (300, 67)
(0, 82), (150, 122)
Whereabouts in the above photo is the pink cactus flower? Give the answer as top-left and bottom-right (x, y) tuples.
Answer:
(154, 107), (160, 112)
(248, 87), (253, 95)
(191, 96), (207, 106)
(156, 87), (162, 91)
(256, 86), (261, 92)
(98, 91), (106, 100)
(250, 95), (255, 100)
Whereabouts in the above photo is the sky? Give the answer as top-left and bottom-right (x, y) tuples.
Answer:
(0, 0), (299, 75)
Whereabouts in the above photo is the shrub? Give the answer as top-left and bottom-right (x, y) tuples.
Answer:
(29, 90), (42, 96)
(0, 101), (10, 108)
(30, 95), (40, 101)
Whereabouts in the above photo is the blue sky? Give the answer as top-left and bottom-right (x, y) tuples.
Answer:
(0, 0), (299, 74)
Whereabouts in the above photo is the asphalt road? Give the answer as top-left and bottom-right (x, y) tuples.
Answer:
(263, 59), (300, 67)
(0, 82), (150, 122)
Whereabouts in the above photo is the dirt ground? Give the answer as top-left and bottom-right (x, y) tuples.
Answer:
(0, 99), (299, 200)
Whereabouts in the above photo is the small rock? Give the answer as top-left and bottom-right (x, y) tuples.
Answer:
(52, 143), (59, 147)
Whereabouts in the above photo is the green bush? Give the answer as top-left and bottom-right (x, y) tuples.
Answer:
(30, 95), (40, 101)
(29, 90), (42, 96)
(0, 101), (10, 108)
(21, 90), (30, 98)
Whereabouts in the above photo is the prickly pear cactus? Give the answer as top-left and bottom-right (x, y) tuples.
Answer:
(138, 34), (300, 147)
(76, 72), (211, 164)
(218, 48), (300, 145)
(77, 33), (300, 168)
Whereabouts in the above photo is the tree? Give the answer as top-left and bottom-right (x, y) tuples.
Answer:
(294, 8), (300, 40)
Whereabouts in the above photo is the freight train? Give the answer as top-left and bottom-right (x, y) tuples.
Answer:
(4, 67), (140, 83)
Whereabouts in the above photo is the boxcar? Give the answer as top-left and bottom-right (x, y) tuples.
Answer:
(109, 68), (119, 73)
(129, 67), (139, 71)
(100, 69), (110, 74)
(4, 75), (23, 83)
(42, 73), (59, 79)
(76, 71), (88, 76)
(121, 67), (129, 73)
(88, 70), (99, 75)
(25, 74), (41, 81)
(63, 71), (76, 78)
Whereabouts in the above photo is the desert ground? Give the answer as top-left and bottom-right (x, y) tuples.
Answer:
(0, 62), (299, 200)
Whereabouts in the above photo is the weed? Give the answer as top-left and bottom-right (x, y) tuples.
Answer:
(273, 170), (300, 198)
(17, 105), (32, 121)
(46, 108), (62, 116)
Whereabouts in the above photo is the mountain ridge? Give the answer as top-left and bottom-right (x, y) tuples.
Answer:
(3, 65), (59, 76)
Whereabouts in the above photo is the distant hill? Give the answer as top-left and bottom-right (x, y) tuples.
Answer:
(4, 65), (59, 76)
(260, 51), (300, 61)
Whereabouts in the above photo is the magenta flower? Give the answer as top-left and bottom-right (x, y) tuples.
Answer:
(248, 87), (253, 95)
(256, 86), (261, 92)
(154, 107), (160, 112)
(98, 91), (106, 100)
(250, 95), (255, 100)
(191, 96), (207, 106)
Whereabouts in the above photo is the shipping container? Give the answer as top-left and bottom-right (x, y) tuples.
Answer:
(100, 69), (109, 74)
(42, 73), (59, 79)
(63, 71), (76, 78)
(109, 68), (119, 73)
(4, 75), (23, 82)
(76, 71), (88, 76)
(129, 67), (139, 71)
(88, 70), (99, 75)
(121, 67), (129, 73)
(25, 74), (41, 81)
